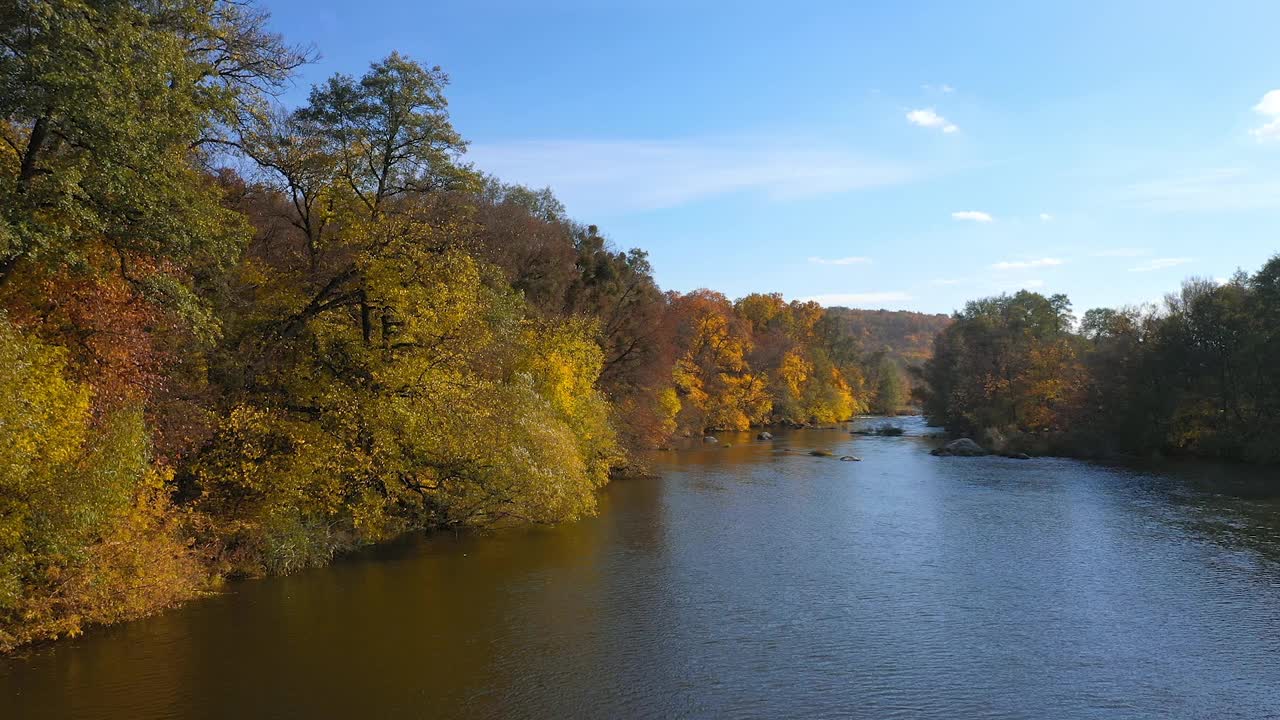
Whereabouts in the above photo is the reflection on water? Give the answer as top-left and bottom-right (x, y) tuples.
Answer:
(4, 417), (1280, 719)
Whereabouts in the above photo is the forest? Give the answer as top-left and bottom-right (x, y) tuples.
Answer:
(921, 265), (1280, 463)
(0, 0), (932, 650)
(5, 0), (1274, 655)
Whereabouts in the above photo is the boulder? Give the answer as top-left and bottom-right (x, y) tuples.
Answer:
(930, 438), (987, 457)
(757, 431), (774, 441)
(1004, 452), (1032, 460)
(809, 449), (834, 457)
(839, 455), (862, 462)
(703, 436), (718, 444)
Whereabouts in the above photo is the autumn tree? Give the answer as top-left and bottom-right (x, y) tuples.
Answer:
(0, 315), (201, 651)
(923, 291), (1084, 449)
(194, 54), (624, 573)
(670, 290), (770, 432)
(733, 293), (861, 425)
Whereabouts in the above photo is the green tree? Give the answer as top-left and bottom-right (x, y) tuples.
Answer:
(0, 0), (306, 286)
(923, 291), (1084, 445)
(874, 356), (907, 415)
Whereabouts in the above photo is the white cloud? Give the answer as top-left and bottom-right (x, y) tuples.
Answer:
(1251, 89), (1280, 141)
(1130, 257), (1194, 272)
(1039, 213), (1054, 222)
(951, 210), (993, 222)
(941, 84), (955, 94)
(1256, 90), (1280, 115)
(467, 138), (918, 216)
(808, 256), (871, 265)
(991, 258), (1065, 270)
(1091, 248), (1150, 257)
(800, 292), (912, 307)
(906, 108), (958, 134)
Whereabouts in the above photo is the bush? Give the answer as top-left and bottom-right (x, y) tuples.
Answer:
(0, 317), (201, 651)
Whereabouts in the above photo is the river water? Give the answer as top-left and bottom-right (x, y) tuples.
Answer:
(4, 417), (1280, 719)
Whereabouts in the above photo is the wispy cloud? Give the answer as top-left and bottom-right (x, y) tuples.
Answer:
(906, 108), (958, 134)
(991, 258), (1065, 270)
(1131, 257), (1194, 272)
(1129, 168), (1280, 212)
(1091, 248), (1150, 257)
(984, 277), (1047, 292)
(808, 256), (871, 266)
(952, 210), (993, 222)
(1251, 89), (1280, 141)
(801, 292), (912, 307)
(467, 138), (918, 216)
(1039, 213), (1054, 222)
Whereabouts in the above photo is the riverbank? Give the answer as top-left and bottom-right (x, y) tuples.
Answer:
(7, 425), (1280, 719)
(926, 424), (1280, 466)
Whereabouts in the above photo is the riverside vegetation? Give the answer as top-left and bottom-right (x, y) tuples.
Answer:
(920, 274), (1280, 462)
(0, 0), (941, 650)
(4, 0), (1273, 654)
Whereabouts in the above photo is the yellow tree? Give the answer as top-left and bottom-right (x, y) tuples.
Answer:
(0, 315), (200, 650)
(671, 290), (771, 431)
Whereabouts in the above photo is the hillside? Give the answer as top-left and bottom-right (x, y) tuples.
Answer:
(823, 308), (952, 367)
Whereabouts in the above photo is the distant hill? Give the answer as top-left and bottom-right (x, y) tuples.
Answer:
(824, 308), (952, 366)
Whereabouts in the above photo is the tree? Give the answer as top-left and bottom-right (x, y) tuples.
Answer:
(874, 356), (907, 415)
(923, 291), (1083, 444)
(192, 54), (626, 573)
(0, 314), (200, 650)
(0, 0), (307, 286)
(670, 290), (770, 432)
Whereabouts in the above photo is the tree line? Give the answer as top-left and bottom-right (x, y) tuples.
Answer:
(921, 263), (1280, 462)
(0, 0), (923, 650)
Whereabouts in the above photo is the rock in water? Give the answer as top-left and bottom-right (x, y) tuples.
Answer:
(809, 449), (834, 457)
(757, 431), (773, 440)
(930, 438), (988, 457)
(703, 436), (718, 444)
(839, 455), (862, 462)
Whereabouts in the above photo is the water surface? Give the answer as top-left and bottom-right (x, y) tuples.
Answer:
(4, 417), (1280, 719)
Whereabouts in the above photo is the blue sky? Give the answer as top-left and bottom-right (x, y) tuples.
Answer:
(259, 0), (1280, 314)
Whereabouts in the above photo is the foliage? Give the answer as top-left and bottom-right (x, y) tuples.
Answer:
(923, 291), (1082, 443)
(0, 0), (305, 285)
(187, 53), (629, 576)
(923, 266), (1280, 461)
(670, 290), (771, 431)
(0, 316), (200, 651)
(0, 0), (957, 651)
(872, 356), (909, 415)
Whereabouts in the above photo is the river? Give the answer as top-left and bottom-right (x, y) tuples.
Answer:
(4, 416), (1280, 719)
